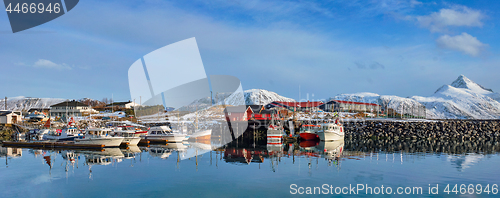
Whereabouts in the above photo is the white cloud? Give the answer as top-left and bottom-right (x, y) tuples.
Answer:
(33, 59), (71, 70)
(410, 0), (423, 7)
(436, 33), (487, 56)
(416, 6), (484, 32)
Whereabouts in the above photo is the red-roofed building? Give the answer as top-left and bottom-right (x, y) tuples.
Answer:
(319, 100), (380, 113)
(265, 101), (324, 112)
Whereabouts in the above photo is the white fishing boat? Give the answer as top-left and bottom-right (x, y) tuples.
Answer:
(112, 129), (141, 146)
(316, 121), (344, 141)
(74, 128), (124, 147)
(267, 123), (283, 144)
(43, 127), (82, 141)
(142, 126), (187, 142)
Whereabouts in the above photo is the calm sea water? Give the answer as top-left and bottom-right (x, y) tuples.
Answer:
(1, 138), (499, 197)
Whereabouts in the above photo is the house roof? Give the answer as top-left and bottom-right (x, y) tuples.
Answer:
(106, 101), (133, 107)
(246, 105), (264, 113)
(28, 108), (51, 112)
(270, 101), (324, 108)
(330, 100), (380, 106)
(50, 100), (88, 107)
(0, 111), (13, 116)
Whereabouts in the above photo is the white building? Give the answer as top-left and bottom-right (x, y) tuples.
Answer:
(106, 101), (140, 109)
(50, 100), (98, 117)
(0, 111), (22, 124)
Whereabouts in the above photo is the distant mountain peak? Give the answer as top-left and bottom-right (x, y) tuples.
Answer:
(450, 75), (493, 93)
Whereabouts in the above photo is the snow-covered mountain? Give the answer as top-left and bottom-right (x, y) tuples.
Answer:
(0, 96), (66, 112)
(0, 97), (107, 112)
(334, 75), (500, 119)
(242, 89), (295, 105)
(177, 89), (295, 112)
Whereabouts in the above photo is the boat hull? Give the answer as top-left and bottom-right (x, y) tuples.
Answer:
(74, 137), (124, 147)
(121, 137), (141, 146)
(317, 131), (344, 141)
(143, 135), (186, 142)
(299, 132), (319, 140)
(267, 128), (283, 144)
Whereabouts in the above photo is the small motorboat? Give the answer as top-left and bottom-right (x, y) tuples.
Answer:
(141, 126), (187, 143)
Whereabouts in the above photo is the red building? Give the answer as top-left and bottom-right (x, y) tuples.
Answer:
(264, 101), (324, 112)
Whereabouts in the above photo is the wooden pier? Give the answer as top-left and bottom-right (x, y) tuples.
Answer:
(1, 141), (105, 149)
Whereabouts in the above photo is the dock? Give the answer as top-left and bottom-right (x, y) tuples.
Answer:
(1, 141), (105, 149)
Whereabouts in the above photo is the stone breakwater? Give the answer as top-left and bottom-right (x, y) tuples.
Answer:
(344, 138), (500, 154)
(344, 120), (500, 141)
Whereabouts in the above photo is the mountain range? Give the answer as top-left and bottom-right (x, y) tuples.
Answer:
(334, 75), (500, 119)
(2, 75), (499, 119)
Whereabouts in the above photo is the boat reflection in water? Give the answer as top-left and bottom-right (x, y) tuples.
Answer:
(148, 143), (188, 159)
(315, 140), (344, 162)
(121, 146), (142, 159)
(77, 148), (125, 179)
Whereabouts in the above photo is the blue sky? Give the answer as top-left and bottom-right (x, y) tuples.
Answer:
(1, 0), (499, 102)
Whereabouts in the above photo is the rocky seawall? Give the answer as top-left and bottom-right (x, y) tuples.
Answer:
(344, 120), (500, 141)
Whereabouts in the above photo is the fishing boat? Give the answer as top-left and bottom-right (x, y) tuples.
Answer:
(43, 127), (82, 141)
(142, 126), (187, 142)
(299, 124), (320, 140)
(74, 128), (124, 147)
(112, 129), (141, 146)
(316, 120), (344, 141)
(43, 117), (82, 141)
(267, 114), (284, 144)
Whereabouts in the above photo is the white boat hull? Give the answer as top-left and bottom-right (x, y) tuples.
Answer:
(74, 137), (124, 147)
(143, 135), (186, 142)
(267, 128), (283, 144)
(317, 131), (344, 141)
(121, 137), (141, 146)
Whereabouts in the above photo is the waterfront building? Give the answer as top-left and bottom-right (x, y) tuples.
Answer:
(0, 111), (22, 124)
(50, 100), (98, 117)
(319, 100), (381, 113)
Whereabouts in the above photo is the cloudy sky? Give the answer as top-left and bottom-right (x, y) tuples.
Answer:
(1, 0), (499, 102)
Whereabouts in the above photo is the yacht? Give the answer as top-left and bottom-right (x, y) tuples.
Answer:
(74, 128), (124, 147)
(142, 126), (187, 142)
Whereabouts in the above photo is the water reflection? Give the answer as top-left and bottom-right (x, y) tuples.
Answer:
(2, 137), (500, 174)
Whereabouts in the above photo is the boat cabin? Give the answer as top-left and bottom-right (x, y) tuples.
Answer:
(114, 130), (136, 138)
(322, 123), (342, 132)
(148, 126), (172, 135)
(86, 128), (112, 137)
